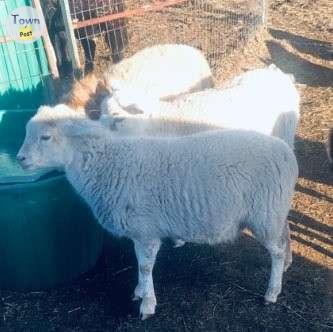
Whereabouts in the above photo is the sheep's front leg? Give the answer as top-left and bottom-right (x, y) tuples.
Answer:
(133, 239), (161, 320)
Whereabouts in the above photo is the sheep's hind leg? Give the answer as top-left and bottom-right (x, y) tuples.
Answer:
(265, 243), (286, 304)
(133, 239), (161, 320)
(284, 223), (292, 272)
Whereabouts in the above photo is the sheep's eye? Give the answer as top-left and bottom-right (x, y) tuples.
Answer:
(40, 135), (51, 141)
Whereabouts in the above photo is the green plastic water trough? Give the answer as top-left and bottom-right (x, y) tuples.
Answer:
(0, 110), (104, 290)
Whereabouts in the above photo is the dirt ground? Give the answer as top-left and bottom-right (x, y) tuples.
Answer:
(0, 0), (332, 331)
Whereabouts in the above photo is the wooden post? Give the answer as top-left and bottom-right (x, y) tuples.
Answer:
(33, 0), (59, 78)
(59, 0), (81, 70)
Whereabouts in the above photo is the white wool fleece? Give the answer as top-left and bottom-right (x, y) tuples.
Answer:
(103, 43), (214, 101)
(103, 65), (300, 148)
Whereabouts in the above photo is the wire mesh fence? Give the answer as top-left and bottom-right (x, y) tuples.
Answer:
(55, 0), (266, 78)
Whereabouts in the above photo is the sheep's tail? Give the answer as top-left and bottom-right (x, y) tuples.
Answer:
(327, 128), (333, 170)
(271, 111), (299, 149)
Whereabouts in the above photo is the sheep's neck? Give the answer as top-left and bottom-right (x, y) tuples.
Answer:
(64, 138), (133, 237)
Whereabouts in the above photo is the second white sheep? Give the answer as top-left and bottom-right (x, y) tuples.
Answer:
(102, 65), (300, 148)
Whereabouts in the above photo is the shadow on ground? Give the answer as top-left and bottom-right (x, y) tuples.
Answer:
(266, 40), (333, 87)
(269, 28), (333, 61)
(289, 209), (333, 259)
(0, 233), (332, 331)
(294, 136), (333, 186)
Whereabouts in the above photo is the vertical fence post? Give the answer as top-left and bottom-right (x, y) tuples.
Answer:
(33, 0), (59, 79)
(59, 0), (81, 70)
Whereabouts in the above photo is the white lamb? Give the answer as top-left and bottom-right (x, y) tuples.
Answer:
(18, 104), (298, 320)
(102, 43), (214, 100)
(102, 64), (300, 148)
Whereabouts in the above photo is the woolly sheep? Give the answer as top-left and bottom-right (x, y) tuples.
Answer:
(103, 64), (299, 148)
(18, 104), (298, 319)
(62, 44), (214, 113)
(102, 44), (214, 100)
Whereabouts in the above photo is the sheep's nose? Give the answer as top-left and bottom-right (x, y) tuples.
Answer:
(17, 154), (26, 162)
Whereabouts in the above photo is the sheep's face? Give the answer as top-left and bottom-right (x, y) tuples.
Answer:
(17, 118), (71, 172)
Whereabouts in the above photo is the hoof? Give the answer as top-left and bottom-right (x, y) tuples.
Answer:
(140, 313), (153, 321)
(264, 298), (275, 305)
(264, 293), (278, 304)
(140, 297), (156, 320)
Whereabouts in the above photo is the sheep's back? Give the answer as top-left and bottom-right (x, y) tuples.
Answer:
(104, 44), (213, 100)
